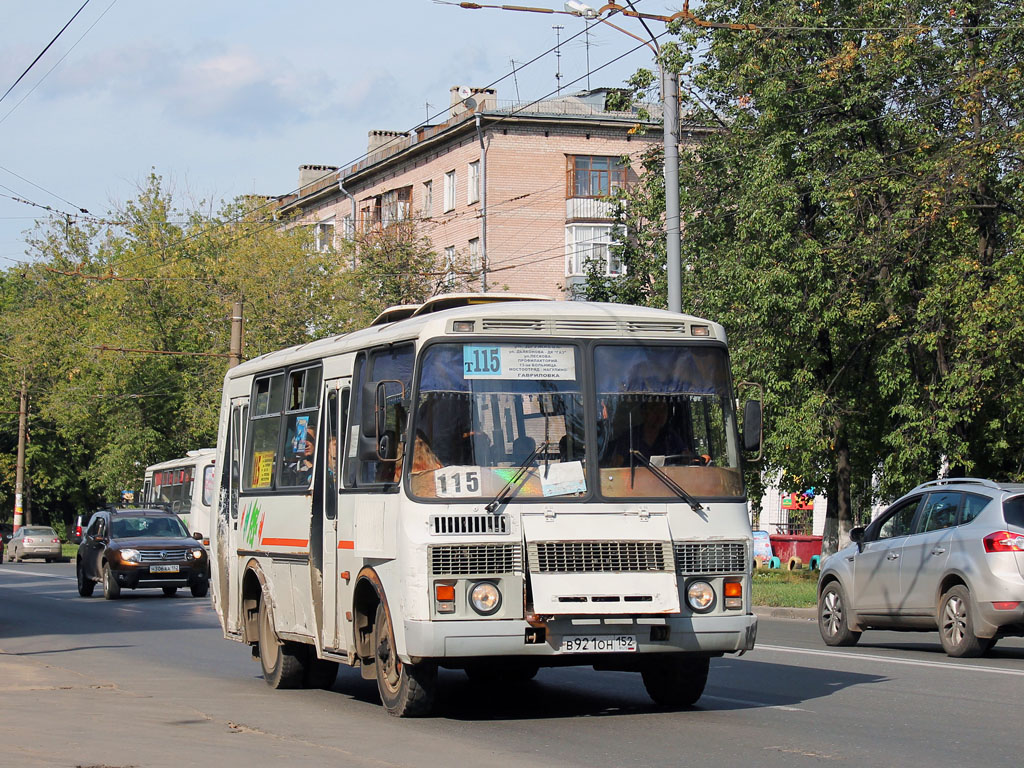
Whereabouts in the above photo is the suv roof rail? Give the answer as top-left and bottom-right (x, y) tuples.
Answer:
(912, 477), (1001, 491)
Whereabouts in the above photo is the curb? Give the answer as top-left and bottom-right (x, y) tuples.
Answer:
(753, 605), (817, 620)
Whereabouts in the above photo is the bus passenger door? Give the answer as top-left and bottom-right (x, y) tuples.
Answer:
(215, 399), (247, 635)
(320, 383), (349, 651)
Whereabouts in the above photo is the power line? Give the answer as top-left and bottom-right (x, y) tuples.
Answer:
(0, 0), (92, 106)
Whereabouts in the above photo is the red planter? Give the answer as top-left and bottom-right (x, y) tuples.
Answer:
(768, 534), (822, 563)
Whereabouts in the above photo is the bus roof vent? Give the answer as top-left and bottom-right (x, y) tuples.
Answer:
(370, 304), (421, 326)
(411, 292), (551, 317)
(625, 320), (689, 334)
(480, 318), (546, 332)
(552, 319), (620, 335)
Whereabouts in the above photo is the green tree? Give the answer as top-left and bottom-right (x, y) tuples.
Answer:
(582, 0), (1024, 553)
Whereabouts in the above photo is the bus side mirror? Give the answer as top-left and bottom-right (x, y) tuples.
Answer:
(742, 399), (762, 456)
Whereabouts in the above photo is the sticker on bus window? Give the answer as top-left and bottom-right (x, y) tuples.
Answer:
(434, 466), (483, 498)
(348, 426), (359, 458)
(252, 451), (275, 488)
(540, 461), (586, 497)
(463, 345), (575, 380)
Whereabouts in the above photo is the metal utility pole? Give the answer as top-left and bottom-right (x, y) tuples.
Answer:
(229, 301), (244, 369)
(14, 374), (27, 531)
(553, 24), (564, 94)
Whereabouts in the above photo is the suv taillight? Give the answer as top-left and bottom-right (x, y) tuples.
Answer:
(75, 526), (82, 537)
(983, 531), (1024, 553)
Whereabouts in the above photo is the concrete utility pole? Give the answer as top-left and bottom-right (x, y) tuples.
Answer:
(229, 301), (244, 369)
(14, 374), (27, 531)
(663, 68), (681, 315)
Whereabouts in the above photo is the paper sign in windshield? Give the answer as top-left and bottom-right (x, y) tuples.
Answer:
(540, 460), (586, 497)
(463, 345), (575, 380)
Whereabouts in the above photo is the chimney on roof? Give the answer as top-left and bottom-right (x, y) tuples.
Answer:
(298, 164), (337, 192)
(449, 86), (497, 119)
(367, 130), (408, 154)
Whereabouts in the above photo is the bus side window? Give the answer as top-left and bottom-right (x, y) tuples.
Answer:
(244, 373), (285, 491)
(349, 345), (413, 487)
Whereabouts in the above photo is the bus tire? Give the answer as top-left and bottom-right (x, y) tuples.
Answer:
(304, 656), (339, 690)
(641, 656), (709, 708)
(257, 597), (305, 689)
(373, 602), (436, 717)
(102, 563), (120, 600)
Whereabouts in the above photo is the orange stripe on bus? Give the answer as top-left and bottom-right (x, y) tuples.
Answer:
(338, 540), (355, 549)
(261, 538), (308, 547)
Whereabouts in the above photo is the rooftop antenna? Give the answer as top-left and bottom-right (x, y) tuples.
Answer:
(510, 58), (521, 102)
(553, 24), (564, 95)
(425, 101), (433, 123)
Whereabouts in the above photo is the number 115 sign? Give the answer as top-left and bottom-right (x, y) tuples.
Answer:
(462, 345), (575, 380)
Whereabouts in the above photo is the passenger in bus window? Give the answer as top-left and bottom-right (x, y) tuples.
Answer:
(286, 418), (315, 485)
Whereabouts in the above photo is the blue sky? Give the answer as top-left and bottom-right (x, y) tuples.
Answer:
(0, 1), (678, 265)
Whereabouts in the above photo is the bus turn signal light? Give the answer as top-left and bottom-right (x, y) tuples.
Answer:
(435, 583), (456, 614)
(724, 581), (742, 609)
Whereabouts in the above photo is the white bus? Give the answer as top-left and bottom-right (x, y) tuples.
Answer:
(210, 294), (762, 716)
(141, 449), (217, 540)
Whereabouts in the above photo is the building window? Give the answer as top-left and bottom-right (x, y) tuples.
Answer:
(444, 170), (456, 212)
(422, 180), (433, 217)
(567, 155), (627, 198)
(342, 214), (354, 239)
(468, 238), (480, 272)
(467, 161), (480, 204)
(382, 186), (412, 225)
(314, 218), (335, 252)
(565, 224), (622, 276)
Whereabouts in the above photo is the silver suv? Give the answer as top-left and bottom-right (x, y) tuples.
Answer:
(817, 478), (1024, 657)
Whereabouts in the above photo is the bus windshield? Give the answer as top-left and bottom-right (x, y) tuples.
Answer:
(595, 344), (743, 499)
(409, 341), (745, 501)
(409, 343), (586, 501)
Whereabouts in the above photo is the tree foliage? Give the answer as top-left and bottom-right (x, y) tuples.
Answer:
(0, 174), (455, 528)
(582, 0), (1024, 551)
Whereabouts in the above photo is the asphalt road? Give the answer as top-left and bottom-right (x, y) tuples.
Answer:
(1, 561), (1021, 768)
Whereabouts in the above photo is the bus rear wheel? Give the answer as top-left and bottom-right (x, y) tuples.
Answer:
(257, 597), (305, 689)
(373, 602), (436, 717)
(641, 656), (709, 708)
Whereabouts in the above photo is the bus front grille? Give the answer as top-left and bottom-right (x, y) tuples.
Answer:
(429, 543), (523, 576)
(673, 542), (747, 574)
(527, 541), (673, 573)
(430, 513), (509, 535)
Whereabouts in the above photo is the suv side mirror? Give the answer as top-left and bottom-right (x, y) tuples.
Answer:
(850, 526), (865, 552)
(193, 532), (203, 541)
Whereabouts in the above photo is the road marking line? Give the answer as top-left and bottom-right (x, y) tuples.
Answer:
(753, 643), (1024, 677)
(0, 569), (75, 581)
(702, 695), (810, 712)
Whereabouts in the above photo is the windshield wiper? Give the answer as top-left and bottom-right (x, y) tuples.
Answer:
(629, 450), (705, 514)
(485, 440), (549, 513)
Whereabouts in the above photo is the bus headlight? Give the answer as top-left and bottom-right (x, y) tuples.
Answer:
(120, 548), (141, 564)
(686, 580), (715, 613)
(469, 581), (502, 615)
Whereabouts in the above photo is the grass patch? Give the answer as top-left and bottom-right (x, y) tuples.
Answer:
(62, 543), (78, 559)
(751, 568), (819, 608)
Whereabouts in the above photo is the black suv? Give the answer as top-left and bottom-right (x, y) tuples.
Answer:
(76, 508), (210, 599)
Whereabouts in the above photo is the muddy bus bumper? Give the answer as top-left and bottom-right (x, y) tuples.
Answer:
(403, 613), (757, 660)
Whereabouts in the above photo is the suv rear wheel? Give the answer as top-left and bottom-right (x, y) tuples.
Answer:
(939, 585), (988, 658)
(76, 560), (95, 597)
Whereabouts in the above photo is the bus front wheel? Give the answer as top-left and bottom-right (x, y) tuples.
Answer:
(373, 602), (436, 717)
(641, 656), (709, 708)
(257, 597), (305, 689)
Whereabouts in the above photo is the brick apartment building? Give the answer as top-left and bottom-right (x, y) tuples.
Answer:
(276, 86), (713, 298)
